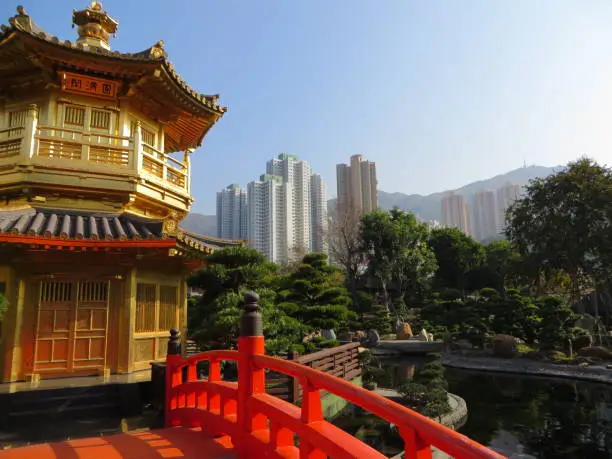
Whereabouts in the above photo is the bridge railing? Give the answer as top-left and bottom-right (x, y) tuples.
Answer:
(165, 292), (505, 459)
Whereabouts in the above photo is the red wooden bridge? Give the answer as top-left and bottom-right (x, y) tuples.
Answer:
(0, 292), (505, 459)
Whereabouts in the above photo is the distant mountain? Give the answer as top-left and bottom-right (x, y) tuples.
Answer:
(329, 165), (559, 222)
(181, 213), (216, 235)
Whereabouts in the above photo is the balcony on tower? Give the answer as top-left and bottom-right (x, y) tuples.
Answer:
(0, 2), (226, 218)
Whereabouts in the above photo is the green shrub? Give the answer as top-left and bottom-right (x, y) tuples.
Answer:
(398, 383), (450, 418)
(517, 343), (535, 354)
(398, 359), (451, 418)
(318, 339), (340, 349)
(290, 344), (305, 355)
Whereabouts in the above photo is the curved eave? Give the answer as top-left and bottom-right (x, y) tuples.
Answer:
(174, 229), (245, 254)
(161, 62), (226, 116)
(180, 229), (246, 246)
(0, 22), (227, 118)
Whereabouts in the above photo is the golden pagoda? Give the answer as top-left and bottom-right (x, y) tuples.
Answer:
(0, 3), (240, 383)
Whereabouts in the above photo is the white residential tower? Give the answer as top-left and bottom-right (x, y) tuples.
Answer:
(216, 184), (248, 240)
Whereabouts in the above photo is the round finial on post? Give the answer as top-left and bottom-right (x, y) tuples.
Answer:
(167, 328), (181, 355)
(240, 291), (262, 337)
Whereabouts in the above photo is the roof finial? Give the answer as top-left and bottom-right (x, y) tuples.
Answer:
(16, 5), (27, 16)
(72, 2), (118, 51)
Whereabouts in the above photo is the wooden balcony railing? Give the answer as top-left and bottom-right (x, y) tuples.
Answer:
(142, 142), (188, 189)
(0, 126), (23, 160)
(0, 104), (191, 194)
(165, 292), (505, 459)
(36, 126), (131, 165)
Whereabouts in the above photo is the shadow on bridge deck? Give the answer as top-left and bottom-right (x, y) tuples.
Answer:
(0, 428), (235, 459)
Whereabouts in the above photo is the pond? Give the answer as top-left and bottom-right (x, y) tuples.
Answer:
(333, 358), (612, 458)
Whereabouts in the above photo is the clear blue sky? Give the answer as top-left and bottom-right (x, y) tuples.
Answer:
(4, 1), (612, 214)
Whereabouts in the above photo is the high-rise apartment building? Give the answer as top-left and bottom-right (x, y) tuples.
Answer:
(441, 193), (471, 235)
(336, 155), (378, 218)
(310, 173), (328, 253)
(472, 189), (498, 241)
(267, 154), (312, 252)
(243, 154), (328, 264)
(247, 175), (293, 265)
(216, 184), (248, 240)
(496, 182), (523, 232)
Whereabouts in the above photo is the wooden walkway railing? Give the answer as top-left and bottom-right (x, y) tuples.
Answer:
(165, 292), (505, 459)
(266, 342), (361, 403)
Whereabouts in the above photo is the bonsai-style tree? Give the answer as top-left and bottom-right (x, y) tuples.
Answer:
(277, 253), (353, 331)
(188, 246), (304, 353)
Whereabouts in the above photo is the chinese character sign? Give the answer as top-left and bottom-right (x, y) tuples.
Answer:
(61, 72), (118, 99)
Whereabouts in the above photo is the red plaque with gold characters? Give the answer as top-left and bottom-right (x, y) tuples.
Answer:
(60, 72), (119, 100)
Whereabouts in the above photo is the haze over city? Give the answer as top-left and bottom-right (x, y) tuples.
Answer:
(9, 0), (612, 214)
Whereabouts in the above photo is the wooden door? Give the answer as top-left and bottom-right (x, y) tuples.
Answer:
(34, 281), (74, 373)
(73, 281), (109, 371)
(33, 279), (110, 377)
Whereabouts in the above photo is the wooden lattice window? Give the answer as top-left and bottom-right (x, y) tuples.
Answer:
(79, 281), (109, 302)
(8, 109), (26, 128)
(40, 281), (73, 303)
(90, 109), (111, 130)
(135, 283), (180, 333)
(159, 286), (179, 330)
(141, 127), (156, 147)
(135, 283), (156, 333)
(64, 105), (85, 127)
(130, 121), (157, 147)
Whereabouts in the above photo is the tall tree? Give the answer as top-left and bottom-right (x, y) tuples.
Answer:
(506, 158), (612, 301)
(361, 208), (437, 320)
(467, 240), (523, 293)
(328, 208), (364, 302)
(428, 227), (485, 292)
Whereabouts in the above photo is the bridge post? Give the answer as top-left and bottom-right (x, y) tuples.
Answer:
(165, 328), (182, 427)
(237, 291), (267, 444)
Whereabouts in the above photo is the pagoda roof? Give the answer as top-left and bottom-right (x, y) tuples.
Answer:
(0, 6), (226, 152)
(0, 208), (242, 255)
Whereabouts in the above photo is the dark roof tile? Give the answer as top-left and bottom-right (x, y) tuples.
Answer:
(0, 208), (163, 241)
(0, 208), (243, 254)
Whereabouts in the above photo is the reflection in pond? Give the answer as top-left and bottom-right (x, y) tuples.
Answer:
(448, 369), (612, 458)
(332, 357), (431, 458)
(332, 358), (612, 458)
(333, 408), (404, 457)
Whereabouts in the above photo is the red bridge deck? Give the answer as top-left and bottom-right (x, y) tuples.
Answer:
(0, 428), (235, 459)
